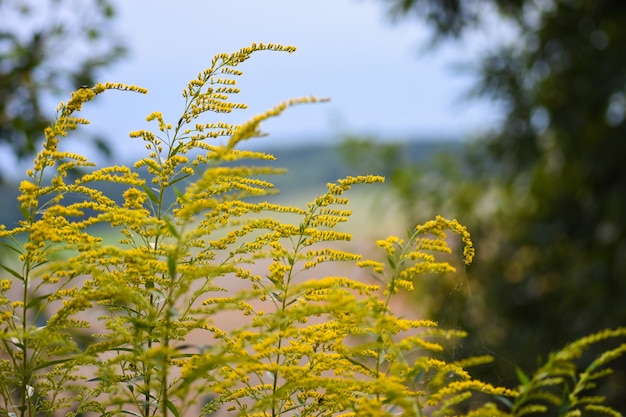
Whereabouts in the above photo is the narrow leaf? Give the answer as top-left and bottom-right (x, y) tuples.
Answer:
(166, 400), (180, 417)
(119, 410), (143, 417)
(163, 216), (179, 238)
(18, 204), (31, 222)
(0, 241), (23, 256)
(141, 184), (159, 204)
(344, 356), (372, 373)
(0, 262), (22, 280)
(143, 158), (162, 173)
(168, 254), (177, 278)
(170, 174), (191, 187)
(32, 357), (71, 371)
(26, 293), (52, 309)
(515, 367), (530, 386)
(412, 369), (425, 383)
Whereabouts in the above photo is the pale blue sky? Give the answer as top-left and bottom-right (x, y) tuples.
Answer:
(74, 1), (503, 160)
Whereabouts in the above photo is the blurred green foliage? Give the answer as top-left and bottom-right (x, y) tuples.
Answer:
(0, 0), (126, 181)
(351, 0), (626, 410)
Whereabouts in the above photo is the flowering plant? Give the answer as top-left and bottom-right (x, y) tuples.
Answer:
(0, 43), (623, 417)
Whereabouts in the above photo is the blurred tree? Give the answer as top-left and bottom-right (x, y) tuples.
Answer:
(0, 0), (125, 181)
(362, 0), (626, 409)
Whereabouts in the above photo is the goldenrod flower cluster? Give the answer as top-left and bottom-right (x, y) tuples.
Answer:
(0, 43), (623, 417)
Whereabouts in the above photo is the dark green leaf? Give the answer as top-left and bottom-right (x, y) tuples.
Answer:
(0, 241), (23, 256)
(32, 357), (71, 371)
(26, 293), (51, 309)
(119, 410), (142, 417)
(141, 184), (159, 204)
(165, 399), (180, 417)
(169, 173), (191, 187)
(143, 158), (161, 173)
(163, 216), (179, 238)
(412, 368), (425, 383)
(0, 262), (23, 280)
(168, 254), (177, 278)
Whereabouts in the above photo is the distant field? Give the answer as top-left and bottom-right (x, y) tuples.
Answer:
(0, 140), (461, 234)
(88, 184), (404, 252)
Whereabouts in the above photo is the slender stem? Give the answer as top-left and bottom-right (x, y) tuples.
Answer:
(20, 262), (29, 417)
(18, 146), (51, 417)
(160, 306), (171, 417)
(269, 205), (318, 417)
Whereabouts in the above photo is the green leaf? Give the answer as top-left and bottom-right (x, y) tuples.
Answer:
(109, 347), (137, 353)
(170, 352), (198, 359)
(378, 348), (387, 366)
(168, 254), (177, 278)
(370, 273), (385, 284)
(266, 274), (279, 286)
(344, 356), (372, 373)
(26, 293), (51, 309)
(285, 296), (299, 307)
(18, 204), (32, 222)
(141, 183), (159, 204)
(171, 141), (184, 155)
(165, 400), (180, 417)
(143, 158), (162, 173)
(163, 216), (179, 238)
(0, 262), (23, 280)
(494, 395), (514, 409)
(515, 367), (530, 386)
(170, 173), (191, 187)
(32, 357), (71, 371)
(119, 410), (143, 417)
(0, 241), (23, 256)
(172, 186), (187, 205)
(412, 368), (425, 383)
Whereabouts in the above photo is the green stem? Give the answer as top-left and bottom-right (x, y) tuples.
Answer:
(20, 263), (29, 417)
(270, 210), (314, 417)
(19, 146), (51, 417)
(160, 308), (171, 417)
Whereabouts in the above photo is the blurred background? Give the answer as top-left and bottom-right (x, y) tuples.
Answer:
(0, 0), (505, 174)
(2, 0), (626, 412)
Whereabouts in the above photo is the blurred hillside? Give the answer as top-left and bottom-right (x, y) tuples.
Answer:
(269, 140), (463, 193)
(0, 140), (464, 228)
